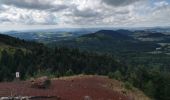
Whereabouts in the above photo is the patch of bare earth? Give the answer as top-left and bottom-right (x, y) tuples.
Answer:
(0, 75), (150, 100)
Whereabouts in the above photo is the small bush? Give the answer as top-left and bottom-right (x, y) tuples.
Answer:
(124, 81), (133, 90)
(108, 70), (123, 80)
(65, 69), (74, 76)
(108, 72), (114, 79)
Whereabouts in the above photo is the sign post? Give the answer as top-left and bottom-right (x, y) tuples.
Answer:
(16, 72), (20, 79)
(16, 72), (20, 97)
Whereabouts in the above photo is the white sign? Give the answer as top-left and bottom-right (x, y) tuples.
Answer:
(16, 72), (20, 78)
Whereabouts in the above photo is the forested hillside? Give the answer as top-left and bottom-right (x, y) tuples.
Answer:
(0, 33), (125, 81)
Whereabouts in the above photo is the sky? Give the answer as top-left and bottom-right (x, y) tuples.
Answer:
(0, 0), (170, 31)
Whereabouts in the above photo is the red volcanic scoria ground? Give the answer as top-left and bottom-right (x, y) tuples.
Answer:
(0, 75), (132, 100)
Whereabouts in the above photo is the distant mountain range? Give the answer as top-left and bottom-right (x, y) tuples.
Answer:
(3, 28), (170, 54)
(146, 27), (170, 33)
(51, 30), (160, 53)
(4, 28), (100, 44)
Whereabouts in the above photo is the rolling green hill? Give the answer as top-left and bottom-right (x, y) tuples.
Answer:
(53, 30), (159, 53)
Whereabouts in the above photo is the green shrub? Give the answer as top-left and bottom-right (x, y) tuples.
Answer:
(124, 81), (133, 90)
(65, 69), (74, 76)
(108, 72), (114, 79)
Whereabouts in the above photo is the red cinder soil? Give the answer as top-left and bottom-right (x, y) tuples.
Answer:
(0, 75), (132, 100)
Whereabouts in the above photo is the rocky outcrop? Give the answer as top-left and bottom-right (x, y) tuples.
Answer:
(30, 76), (51, 89)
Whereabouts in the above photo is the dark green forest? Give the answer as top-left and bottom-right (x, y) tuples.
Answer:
(0, 33), (170, 100)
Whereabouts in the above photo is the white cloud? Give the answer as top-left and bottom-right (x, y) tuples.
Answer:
(1, 0), (68, 11)
(0, 0), (170, 29)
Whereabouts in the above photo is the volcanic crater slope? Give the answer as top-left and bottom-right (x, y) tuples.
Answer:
(0, 75), (150, 100)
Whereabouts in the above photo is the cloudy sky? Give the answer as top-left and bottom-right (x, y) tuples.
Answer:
(0, 0), (170, 31)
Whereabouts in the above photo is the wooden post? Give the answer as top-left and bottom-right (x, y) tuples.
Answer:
(16, 72), (20, 97)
